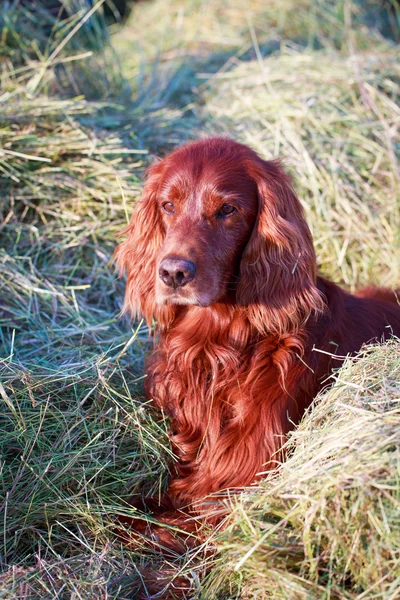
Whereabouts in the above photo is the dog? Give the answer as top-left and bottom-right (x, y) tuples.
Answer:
(115, 137), (400, 553)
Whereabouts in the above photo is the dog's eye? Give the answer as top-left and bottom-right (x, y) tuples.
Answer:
(218, 204), (237, 217)
(162, 201), (175, 214)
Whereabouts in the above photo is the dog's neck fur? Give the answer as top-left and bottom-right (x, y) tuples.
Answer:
(147, 304), (311, 503)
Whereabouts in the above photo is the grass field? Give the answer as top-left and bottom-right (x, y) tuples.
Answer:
(0, 1), (399, 598)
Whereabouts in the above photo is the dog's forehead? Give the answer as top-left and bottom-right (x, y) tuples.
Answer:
(159, 157), (255, 215)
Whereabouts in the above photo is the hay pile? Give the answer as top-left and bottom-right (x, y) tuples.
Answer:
(201, 48), (400, 289)
(1, 0), (399, 597)
(204, 340), (400, 599)
(0, 3), (172, 596)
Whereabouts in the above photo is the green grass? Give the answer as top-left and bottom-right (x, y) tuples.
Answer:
(0, 0), (399, 597)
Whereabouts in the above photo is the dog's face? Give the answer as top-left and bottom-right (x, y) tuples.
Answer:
(115, 137), (321, 334)
(154, 148), (258, 307)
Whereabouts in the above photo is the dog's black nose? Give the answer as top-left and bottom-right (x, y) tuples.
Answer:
(159, 257), (196, 289)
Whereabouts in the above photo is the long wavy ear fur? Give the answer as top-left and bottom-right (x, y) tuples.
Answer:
(237, 158), (325, 335)
(113, 161), (175, 329)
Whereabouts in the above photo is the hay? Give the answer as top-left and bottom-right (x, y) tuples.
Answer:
(0, 4), (173, 595)
(204, 340), (400, 599)
(1, 0), (400, 597)
(200, 47), (400, 290)
(0, 0), (126, 98)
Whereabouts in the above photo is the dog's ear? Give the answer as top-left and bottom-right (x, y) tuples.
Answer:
(114, 161), (175, 329)
(237, 158), (324, 335)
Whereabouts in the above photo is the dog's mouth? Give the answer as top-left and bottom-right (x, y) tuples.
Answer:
(156, 284), (220, 308)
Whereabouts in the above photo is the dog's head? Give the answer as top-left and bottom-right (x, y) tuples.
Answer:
(115, 138), (323, 333)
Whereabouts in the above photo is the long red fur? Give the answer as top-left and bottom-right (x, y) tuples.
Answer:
(114, 138), (400, 559)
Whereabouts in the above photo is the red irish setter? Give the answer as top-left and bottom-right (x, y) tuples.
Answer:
(115, 137), (400, 549)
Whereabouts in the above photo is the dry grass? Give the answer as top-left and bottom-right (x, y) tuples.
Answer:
(203, 340), (400, 599)
(200, 46), (400, 288)
(0, 0), (399, 597)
